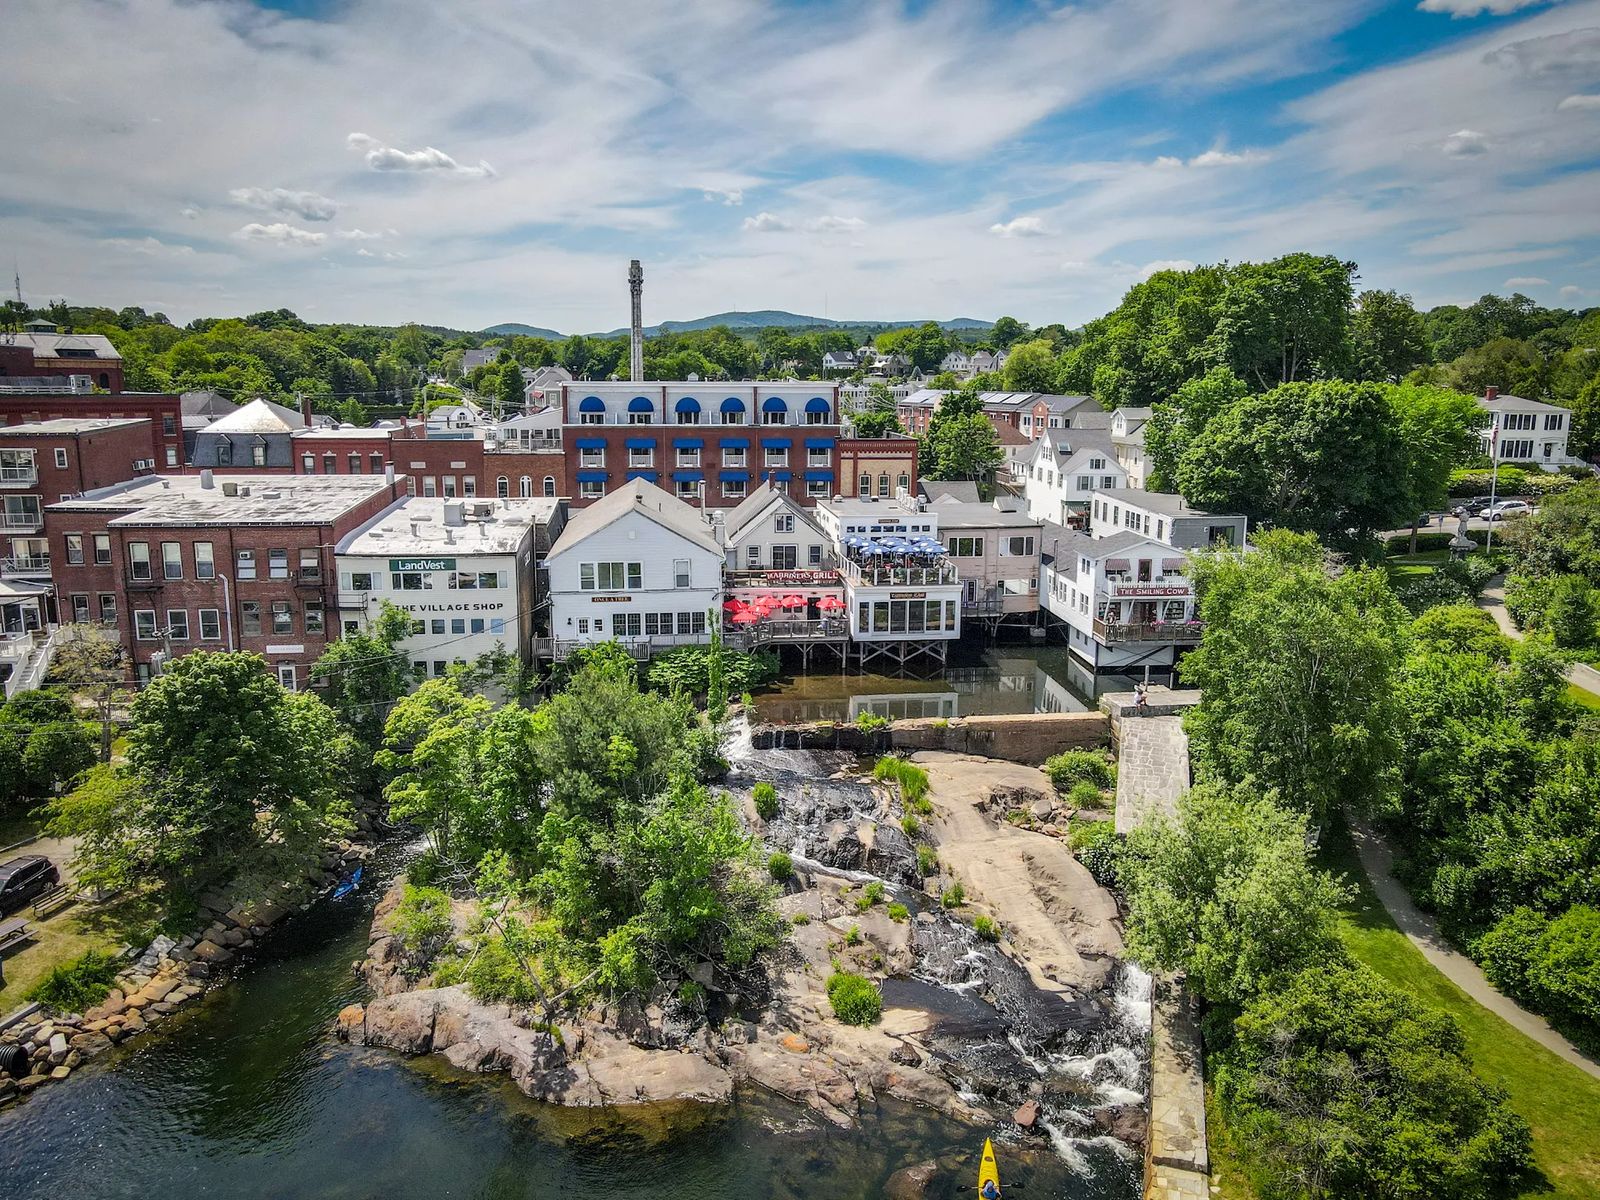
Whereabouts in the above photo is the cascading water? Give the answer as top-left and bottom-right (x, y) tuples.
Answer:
(724, 716), (1149, 1182)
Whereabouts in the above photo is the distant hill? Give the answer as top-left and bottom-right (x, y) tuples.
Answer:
(482, 311), (993, 340)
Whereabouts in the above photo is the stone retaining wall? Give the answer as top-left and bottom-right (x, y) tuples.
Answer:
(888, 711), (1110, 764)
(1146, 975), (1209, 1199)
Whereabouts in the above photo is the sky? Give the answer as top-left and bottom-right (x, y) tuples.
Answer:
(3, 0), (1600, 334)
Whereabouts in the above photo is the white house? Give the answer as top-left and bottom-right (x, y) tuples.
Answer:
(543, 478), (724, 655)
(939, 350), (973, 377)
(822, 350), (858, 374)
(335, 496), (551, 679)
(1478, 386), (1582, 470)
(1041, 489), (1246, 677)
(1110, 406), (1153, 488)
(1021, 428), (1128, 525)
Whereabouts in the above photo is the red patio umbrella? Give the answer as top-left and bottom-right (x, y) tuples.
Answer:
(817, 595), (846, 611)
(780, 594), (807, 609)
(721, 599), (747, 612)
(750, 595), (778, 610)
(731, 608), (760, 625)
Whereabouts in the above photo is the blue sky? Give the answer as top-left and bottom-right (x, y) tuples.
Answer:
(3, 0), (1599, 332)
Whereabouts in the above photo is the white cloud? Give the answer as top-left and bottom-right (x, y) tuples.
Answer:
(178, 206), (198, 220)
(101, 236), (195, 257)
(229, 185), (339, 222)
(807, 215), (865, 234)
(1188, 148), (1271, 167)
(1441, 128), (1492, 155)
(1504, 274), (1550, 285)
(1152, 155), (1184, 168)
(334, 228), (395, 241)
(346, 132), (495, 178)
(702, 188), (743, 205)
(1417, 0), (1558, 16)
(1140, 259), (1197, 278)
(1485, 27), (1600, 76)
(741, 211), (791, 233)
(1558, 92), (1600, 108)
(990, 216), (1050, 238)
(234, 222), (327, 247)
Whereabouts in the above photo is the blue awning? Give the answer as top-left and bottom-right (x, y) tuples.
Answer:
(761, 437), (792, 448)
(625, 437), (655, 450)
(574, 437), (605, 449)
(719, 437), (750, 449)
(805, 437), (834, 449)
(719, 469), (751, 481)
(804, 469), (834, 482)
(576, 470), (609, 482)
(765, 470), (792, 482)
(673, 437), (704, 449)
(578, 396), (605, 412)
(628, 396), (654, 412)
(674, 396), (701, 413)
(805, 396), (831, 413)
(761, 396), (788, 412)
(626, 469), (658, 482)
(672, 470), (704, 483)
(720, 396), (746, 413)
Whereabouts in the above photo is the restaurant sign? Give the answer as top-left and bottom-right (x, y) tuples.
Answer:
(889, 591), (927, 600)
(758, 570), (839, 585)
(590, 595), (633, 603)
(389, 557), (456, 572)
(1112, 584), (1189, 598)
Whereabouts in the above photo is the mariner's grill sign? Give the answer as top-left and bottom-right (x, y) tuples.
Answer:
(389, 557), (456, 572)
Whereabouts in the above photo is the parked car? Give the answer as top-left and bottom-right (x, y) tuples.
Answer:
(1453, 496), (1495, 517)
(1489, 500), (1533, 520)
(0, 855), (59, 915)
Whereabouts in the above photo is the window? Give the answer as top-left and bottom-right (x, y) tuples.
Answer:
(199, 609), (221, 641)
(251, 445), (266, 467)
(580, 447), (605, 468)
(858, 472), (870, 496)
(762, 401), (787, 426)
(348, 453), (362, 474)
(579, 408), (603, 426)
(807, 478), (829, 498)
(272, 601), (293, 635)
(166, 609), (189, 641)
(543, 476), (556, 497)
(134, 610), (158, 640)
(347, 571), (374, 591)
(877, 473), (890, 497)
(94, 534), (111, 565)
(1076, 474), (1094, 491)
(490, 618), (505, 635)
(722, 477), (747, 498)
(1101, 475), (1117, 490)
(772, 545), (797, 569)
(450, 571), (501, 590)
(371, 453), (384, 473)
(450, 618), (466, 635)
(1503, 413), (1535, 431)
(188, 541), (212, 580)
(164, 447), (179, 468)
(162, 415), (177, 437)
(946, 536), (984, 556)
(299, 549), (321, 580)
(579, 479), (605, 500)
(269, 548), (289, 579)
(1089, 457), (1106, 471)
(774, 513), (795, 533)
(241, 601), (262, 636)
(722, 445), (746, 467)
(746, 545), (761, 566)
(422, 477), (437, 497)
(442, 476), (457, 497)
(1546, 413), (1565, 431)
(470, 618), (485, 634)
(896, 472), (909, 494)
(629, 446), (653, 467)
(497, 476), (509, 498)
(98, 594), (117, 622)
(162, 541), (182, 580)
(53, 448), (68, 469)
(720, 402), (746, 426)
(809, 544), (823, 566)
(764, 447), (787, 467)
(1000, 535), (1035, 557)
(675, 477), (698, 500)
(614, 612), (642, 637)
(277, 663), (297, 691)
(674, 558), (691, 588)
(677, 447), (700, 467)
(322, 453), (336, 475)
(519, 476), (532, 498)
(676, 611), (692, 635)
(216, 441), (233, 466)
(304, 601), (325, 634)
(71, 594), (90, 623)
(237, 549), (256, 580)
(391, 571), (430, 590)
(808, 447), (830, 468)
(65, 534), (83, 565)
(128, 541), (151, 580)
(629, 410), (653, 426)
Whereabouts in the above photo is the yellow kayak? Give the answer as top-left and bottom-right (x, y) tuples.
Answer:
(978, 1137), (1001, 1197)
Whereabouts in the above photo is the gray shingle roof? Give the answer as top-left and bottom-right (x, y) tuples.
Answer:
(545, 477), (722, 560)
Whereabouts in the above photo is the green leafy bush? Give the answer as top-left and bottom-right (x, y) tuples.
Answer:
(940, 882), (965, 909)
(972, 915), (1001, 942)
(826, 970), (882, 1025)
(767, 851), (794, 881)
(1384, 530), (1487, 554)
(900, 813), (921, 837)
(845, 924), (862, 946)
(855, 711), (890, 733)
(1068, 779), (1104, 809)
(791, 912), (810, 926)
(873, 755), (929, 804)
(887, 902), (909, 923)
(392, 883), (454, 976)
(1044, 750), (1116, 793)
(862, 881), (885, 906)
(27, 948), (123, 1013)
(646, 645), (779, 695)
(916, 845), (938, 876)
(1070, 819), (1121, 887)
(752, 781), (779, 820)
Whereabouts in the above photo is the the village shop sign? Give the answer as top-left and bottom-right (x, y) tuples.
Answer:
(403, 601), (507, 613)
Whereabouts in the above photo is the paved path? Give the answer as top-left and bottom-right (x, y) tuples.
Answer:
(1477, 576), (1600, 695)
(1349, 821), (1600, 1081)
(1114, 716), (1190, 834)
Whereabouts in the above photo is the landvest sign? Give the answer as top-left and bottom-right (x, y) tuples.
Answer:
(389, 557), (456, 572)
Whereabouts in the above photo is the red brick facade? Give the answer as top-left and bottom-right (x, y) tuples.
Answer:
(289, 430), (568, 501)
(0, 392), (182, 468)
(836, 435), (920, 499)
(0, 344), (124, 393)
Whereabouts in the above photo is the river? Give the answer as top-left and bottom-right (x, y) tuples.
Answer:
(0, 834), (1139, 1199)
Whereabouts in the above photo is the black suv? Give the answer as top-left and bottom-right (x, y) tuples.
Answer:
(1452, 495), (1495, 517)
(0, 855), (60, 915)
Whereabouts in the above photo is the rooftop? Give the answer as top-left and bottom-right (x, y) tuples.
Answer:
(1481, 393), (1568, 414)
(293, 425), (396, 440)
(5, 331), (121, 361)
(49, 472), (397, 527)
(545, 477), (721, 560)
(722, 481), (828, 542)
(200, 397), (305, 436)
(0, 417), (150, 437)
(338, 496), (555, 557)
(926, 497), (1042, 529)
(1105, 489), (1232, 519)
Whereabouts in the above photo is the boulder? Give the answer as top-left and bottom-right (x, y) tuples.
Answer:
(17, 1073), (48, 1093)
(884, 1161), (939, 1200)
(1013, 1098), (1040, 1128)
(50, 1065), (71, 1081)
(192, 940), (234, 965)
(47, 1033), (68, 1063)
(334, 1004), (366, 1042)
(1092, 1103), (1147, 1146)
(888, 1042), (921, 1066)
(1029, 799), (1056, 822)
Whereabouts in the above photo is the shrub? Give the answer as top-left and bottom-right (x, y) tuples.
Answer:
(1437, 555), (1496, 600)
(1474, 906), (1547, 1001)
(887, 902), (909, 923)
(647, 645), (780, 695)
(862, 881), (885, 906)
(855, 711), (890, 733)
(916, 845), (938, 876)
(873, 755), (929, 805)
(392, 883), (454, 976)
(1396, 570), (1469, 614)
(27, 948), (123, 1012)
(1044, 749), (1115, 792)
(940, 882), (965, 909)
(463, 937), (545, 1005)
(845, 923), (862, 946)
(972, 915), (1001, 942)
(900, 813), (921, 837)
(791, 912), (810, 926)
(1525, 905), (1600, 1039)
(677, 980), (706, 1009)
(1384, 530), (1487, 554)
(1068, 779), (1104, 809)
(1546, 575), (1599, 649)
(752, 781), (779, 820)
(768, 851), (794, 881)
(1070, 819), (1121, 887)
(826, 970), (882, 1026)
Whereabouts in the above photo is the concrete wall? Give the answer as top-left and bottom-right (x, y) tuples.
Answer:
(889, 711), (1110, 764)
(1146, 975), (1210, 1200)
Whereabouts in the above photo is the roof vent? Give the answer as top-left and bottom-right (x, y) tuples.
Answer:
(199, 469), (214, 489)
(222, 481), (238, 497)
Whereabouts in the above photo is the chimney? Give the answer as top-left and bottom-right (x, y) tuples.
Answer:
(628, 259), (644, 383)
(385, 464), (396, 485)
(199, 469), (214, 489)
(1484, 386), (1499, 401)
(300, 393), (313, 427)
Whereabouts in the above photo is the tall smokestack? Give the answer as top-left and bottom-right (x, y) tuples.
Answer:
(628, 259), (644, 383)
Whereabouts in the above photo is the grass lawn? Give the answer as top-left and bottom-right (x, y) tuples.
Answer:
(0, 903), (126, 1013)
(1204, 1086), (1262, 1200)
(1320, 824), (1600, 1200)
(1567, 683), (1600, 711)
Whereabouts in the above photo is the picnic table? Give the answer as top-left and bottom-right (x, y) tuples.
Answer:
(0, 916), (33, 955)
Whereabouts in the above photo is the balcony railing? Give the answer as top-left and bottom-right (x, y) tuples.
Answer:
(536, 633), (708, 662)
(1093, 618), (1204, 644)
(0, 511), (44, 532)
(0, 467), (38, 487)
(723, 617), (849, 646)
(1, 554), (51, 576)
(724, 566), (841, 588)
(842, 560), (959, 587)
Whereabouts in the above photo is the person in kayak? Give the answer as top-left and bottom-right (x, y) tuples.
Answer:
(982, 1180), (1000, 1199)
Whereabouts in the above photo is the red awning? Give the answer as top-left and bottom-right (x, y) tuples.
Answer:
(1104, 558), (1130, 570)
(1162, 558), (1186, 572)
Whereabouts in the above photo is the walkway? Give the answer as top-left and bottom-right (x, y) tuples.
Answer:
(1477, 576), (1600, 695)
(1114, 716), (1190, 834)
(1348, 821), (1600, 1081)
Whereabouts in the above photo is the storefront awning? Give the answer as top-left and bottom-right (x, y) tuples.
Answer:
(575, 470), (610, 482)
(574, 437), (605, 449)
(1104, 558), (1130, 570)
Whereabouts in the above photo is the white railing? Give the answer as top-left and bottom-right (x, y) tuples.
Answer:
(0, 467), (38, 486)
(0, 554), (50, 576)
(0, 511), (44, 531)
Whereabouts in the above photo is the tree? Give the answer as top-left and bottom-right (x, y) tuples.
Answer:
(924, 412), (1002, 482)
(1209, 254), (1357, 389)
(1141, 367), (1248, 492)
(47, 624), (128, 762)
(990, 316), (1030, 350)
(1215, 961), (1532, 1199)
(1182, 531), (1407, 820)
(1389, 383), (1488, 550)
(1120, 781), (1351, 1007)
(0, 690), (95, 810)
(1446, 337), (1549, 401)
(310, 602), (414, 794)
(1570, 370), (1600, 461)
(1000, 338), (1059, 393)
(1350, 289), (1430, 383)
(850, 409), (904, 438)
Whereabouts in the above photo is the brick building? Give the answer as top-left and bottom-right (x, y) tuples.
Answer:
(290, 424), (568, 501)
(0, 391), (183, 469)
(836, 433), (920, 500)
(0, 322), (124, 392)
(46, 471), (406, 687)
